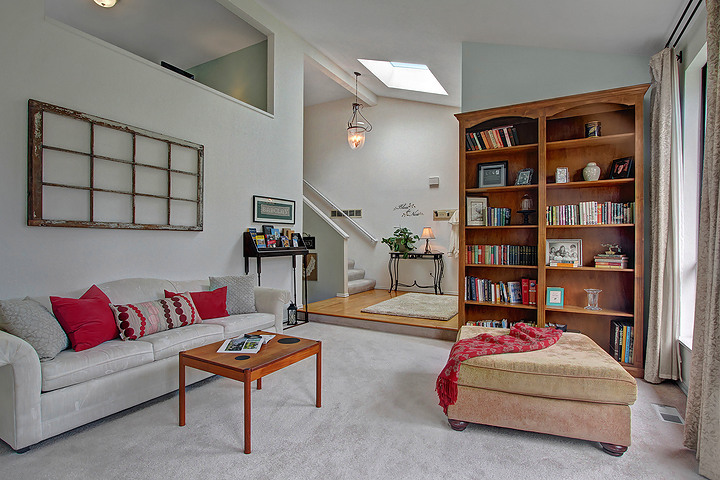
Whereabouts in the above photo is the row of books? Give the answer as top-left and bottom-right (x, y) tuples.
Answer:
(545, 202), (635, 226)
(465, 277), (537, 305)
(464, 125), (521, 151)
(610, 320), (634, 363)
(594, 254), (629, 269)
(466, 244), (538, 266)
(248, 227), (300, 249)
(486, 207), (512, 226)
(465, 320), (538, 328)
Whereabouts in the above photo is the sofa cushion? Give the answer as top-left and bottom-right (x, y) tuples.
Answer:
(456, 327), (637, 405)
(110, 295), (200, 341)
(136, 323), (224, 361)
(164, 288), (228, 320)
(50, 285), (119, 352)
(209, 275), (257, 315)
(203, 313), (275, 338)
(0, 297), (69, 361)
(40, 339), (154, 392)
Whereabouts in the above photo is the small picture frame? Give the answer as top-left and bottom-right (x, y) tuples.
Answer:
(546, 238), (582, 266)
(478, 161), (508, 188)
(515, 168), (534, 186)
(610, 157), (633, 179)
(253, 196), (295, 224)
(555, 167), (569, 184)
(546, 287), (565, 307)
(466, 196), (488, 226)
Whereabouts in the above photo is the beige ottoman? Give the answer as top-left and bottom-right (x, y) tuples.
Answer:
(446, 326), (637, 456)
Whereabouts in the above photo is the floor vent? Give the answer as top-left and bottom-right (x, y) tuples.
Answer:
(652, 404), (684, 424)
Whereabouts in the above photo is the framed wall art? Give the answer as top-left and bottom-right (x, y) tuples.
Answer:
(253, 196), (295, 224)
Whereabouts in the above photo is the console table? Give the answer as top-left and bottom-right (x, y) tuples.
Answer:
(388, 252), (444, 295)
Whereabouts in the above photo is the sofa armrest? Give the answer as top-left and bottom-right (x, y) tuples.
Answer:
(254, 287), (291, 333)
(0, 331), (43, 451)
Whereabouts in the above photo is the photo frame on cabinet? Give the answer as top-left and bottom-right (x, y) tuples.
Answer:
(546, 238), (582, 266)
(555, 167), (569, 184)
(546, 287), (565, 307)
(253, 196), (295, 224)
(466, 196), (488, 226)
(515, 168), (534, 185)
(610, 157), (634, 179)
(477, 161), (508, 188)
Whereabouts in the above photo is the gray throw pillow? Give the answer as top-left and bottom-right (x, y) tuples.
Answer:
(0, 297), (69, 361)
(209, 275), (257, 315)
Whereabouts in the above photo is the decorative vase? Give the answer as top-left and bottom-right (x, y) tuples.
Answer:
(583, 162), (601, 181)
(584, 289), (602, 310)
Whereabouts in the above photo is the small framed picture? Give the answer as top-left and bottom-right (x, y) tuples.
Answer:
(478, 161), (508, 188)
(515, 168), (534, 186)
(610, 157), (634, 179)
(546, 238), (582, 266)
(253, 196), (295, 224)
(555, 167), (569, 184)
(546, 287), (565, 307)
(466, 196), (488, 226)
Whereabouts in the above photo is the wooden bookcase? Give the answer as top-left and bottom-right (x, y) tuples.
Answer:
(456, 84), (649, 377)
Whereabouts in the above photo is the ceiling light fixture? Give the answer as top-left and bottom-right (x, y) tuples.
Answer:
(347, 72), (372, 150)
(93, 0), (117, 8)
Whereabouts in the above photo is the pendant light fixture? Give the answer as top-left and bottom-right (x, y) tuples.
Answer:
(347, 72), (372, 150)
(93, 0), (117, 7)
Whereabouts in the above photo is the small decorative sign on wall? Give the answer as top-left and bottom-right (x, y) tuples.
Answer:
(394, 202), (424, 217)
(253, 196), (295, 224)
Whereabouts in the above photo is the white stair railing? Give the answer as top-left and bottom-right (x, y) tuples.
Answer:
(303, 179), (378, 244)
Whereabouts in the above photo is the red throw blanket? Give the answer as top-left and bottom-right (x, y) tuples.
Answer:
(436, 323), (562, 414)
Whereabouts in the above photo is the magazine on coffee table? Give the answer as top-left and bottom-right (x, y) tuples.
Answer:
(217, 335), (275, 354)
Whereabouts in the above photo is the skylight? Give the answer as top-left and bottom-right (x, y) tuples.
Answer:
(358, 59), (448, 95)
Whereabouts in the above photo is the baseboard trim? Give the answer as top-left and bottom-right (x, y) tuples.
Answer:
(336, 293), (350, 297)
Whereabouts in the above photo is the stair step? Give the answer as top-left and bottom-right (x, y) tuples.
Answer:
(348, 278), (376, 295)
(347, 259), (355, 269)
(348, 268), (366, 281)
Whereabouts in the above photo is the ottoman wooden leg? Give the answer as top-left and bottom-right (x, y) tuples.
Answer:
(600, 443), (627, 456)
(448, 419), (469, 431)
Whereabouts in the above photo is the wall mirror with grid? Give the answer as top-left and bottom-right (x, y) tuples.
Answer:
(28, 99), (204, 231)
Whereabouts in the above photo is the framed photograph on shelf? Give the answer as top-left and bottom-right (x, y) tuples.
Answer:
(555, 166), (569, 184)
(546, 287), (565, 307)
(514, 168), (534, 185)
(466, 196), (488, 226)
(546, 238), (582, 266)
(253, 196), (295, 224)
(610, 157), (633, 179)
(477, 161), (508, 188)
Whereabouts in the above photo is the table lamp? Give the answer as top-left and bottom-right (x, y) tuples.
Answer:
(421, 227), (435, 254)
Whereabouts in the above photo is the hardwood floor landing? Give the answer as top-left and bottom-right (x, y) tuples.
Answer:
(302, 289), (460, 332)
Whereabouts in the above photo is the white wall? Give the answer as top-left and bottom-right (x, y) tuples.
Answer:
(304, 97), (459, 295)
(303, 203), (347, 303)
(0, 0), (308, 298)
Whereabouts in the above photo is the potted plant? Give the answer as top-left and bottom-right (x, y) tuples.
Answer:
(381, 227), (419, 258)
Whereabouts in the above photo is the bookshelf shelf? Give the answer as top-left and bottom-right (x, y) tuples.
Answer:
(457, 84), (649, 376)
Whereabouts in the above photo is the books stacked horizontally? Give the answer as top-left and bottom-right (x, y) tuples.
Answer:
(464, 125), (520, 151)
(465, 277), (537, 305)
(486, 207), (512, 226)
(610, 320), (634, 363)
(465, 319), (538, 328)
(466, 244), (537, 266)
(594, 253), (629, 269)
(545, 201), (635, 226)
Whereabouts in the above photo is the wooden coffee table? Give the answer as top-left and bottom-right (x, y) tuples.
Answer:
(178, 330), (321, 453)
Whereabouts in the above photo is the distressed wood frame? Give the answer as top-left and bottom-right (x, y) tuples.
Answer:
(27, 99), (204, 231)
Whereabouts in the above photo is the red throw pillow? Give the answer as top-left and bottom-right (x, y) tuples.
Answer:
(50, 285), (119, 352)
(164, 287), (228, 320)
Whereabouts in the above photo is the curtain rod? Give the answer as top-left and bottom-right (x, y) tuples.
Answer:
(665, 0), (703, 51)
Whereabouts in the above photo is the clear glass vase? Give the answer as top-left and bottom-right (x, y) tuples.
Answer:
(584, 288), (602, 310)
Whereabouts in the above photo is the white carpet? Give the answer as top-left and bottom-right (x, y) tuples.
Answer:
(0, 322), (701, 480)
(361, 293), (458, 321)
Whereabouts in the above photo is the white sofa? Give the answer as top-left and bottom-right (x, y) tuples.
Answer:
(0, 277), (290, 452)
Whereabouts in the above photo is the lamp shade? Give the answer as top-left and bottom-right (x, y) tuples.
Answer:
(421, 227), (435, 239)
(94, 0), (117, 7)
(347, 126), (366, 150)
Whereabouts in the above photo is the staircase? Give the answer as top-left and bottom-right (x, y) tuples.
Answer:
(347, 259), (376, 295)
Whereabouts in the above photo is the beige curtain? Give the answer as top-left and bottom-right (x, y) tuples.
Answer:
(683, 1), (720, 478)
(645, 47), (684, 383)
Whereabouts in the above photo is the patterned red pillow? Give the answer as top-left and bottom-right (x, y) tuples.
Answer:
(110, 294), (200, 341)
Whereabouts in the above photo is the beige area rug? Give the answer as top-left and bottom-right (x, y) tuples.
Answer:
(361, 293), (458, 321)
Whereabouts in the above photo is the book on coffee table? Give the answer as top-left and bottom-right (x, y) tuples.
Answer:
(217, 335), (275, 354)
